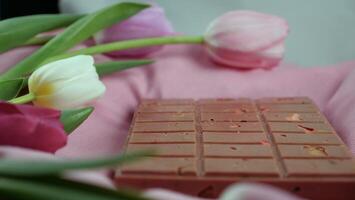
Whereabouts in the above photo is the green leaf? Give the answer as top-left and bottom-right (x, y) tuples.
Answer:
(0, 150), (153, 177)
(23, 35), (55, 46)
(0, 177), (150, 200)
(96, 59), (154, 76)
(0, 14), (82, 53)
(60, 107), (94, 134)
(0, 3), (149, 80)
(0, 78), (25, 100)
(36, 178), (150, 200)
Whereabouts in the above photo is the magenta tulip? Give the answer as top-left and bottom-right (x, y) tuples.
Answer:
(204, 10), (289, 69)
(0, 102), (67, 153)
(95, 5), (174, 57)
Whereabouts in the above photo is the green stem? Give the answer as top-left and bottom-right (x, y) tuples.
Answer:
(47, 35), (204, 63)
(8, 93), (35, 104)
(0, 35), (204, 81)
(24, 35), (54, 46)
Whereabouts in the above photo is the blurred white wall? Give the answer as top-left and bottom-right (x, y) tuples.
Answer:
(60, 0), (355, 67)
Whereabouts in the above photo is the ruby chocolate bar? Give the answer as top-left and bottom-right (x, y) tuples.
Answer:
(115, 97), (355, 200)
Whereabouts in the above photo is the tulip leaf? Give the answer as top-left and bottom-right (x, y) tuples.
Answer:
(0, 177), (150, 200)
(0, 14), (82, 53)
(0, 78), (25, 100)
(23, 35), (55, 46)
(60, 107), (94, 134)
(0, 3), (149, 80)
(0, 150), (153, 177)
(96, 59), (154, 76)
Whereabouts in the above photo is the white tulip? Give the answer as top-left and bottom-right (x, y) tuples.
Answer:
(28, 55), (106, 109)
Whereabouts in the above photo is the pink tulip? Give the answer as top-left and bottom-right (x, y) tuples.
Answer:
(0, 102), (67, 153)
(204, 10), (289, 69)
(95, 5), (174, 57)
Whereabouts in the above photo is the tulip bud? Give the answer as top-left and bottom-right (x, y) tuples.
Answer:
(94, 5), (174, 57)
(28, 55), (106, 109)
(0, 102), (66, 153)
(204, 10), (289, 69)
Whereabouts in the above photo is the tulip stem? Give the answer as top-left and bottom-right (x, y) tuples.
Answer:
(46, 35), (204, 63)
(8, 93), (35, 104)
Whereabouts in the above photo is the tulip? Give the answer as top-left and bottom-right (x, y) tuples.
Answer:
(29, 55), (106, 109)
(204, 10), (289, 69)
(51, 11), (288, 70)
(0, 102), (66, 153)
(95, 4), (174, 57)
(10, 55), (106, 109)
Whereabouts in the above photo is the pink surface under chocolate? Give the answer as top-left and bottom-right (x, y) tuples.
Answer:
(115, 97), (355, 199)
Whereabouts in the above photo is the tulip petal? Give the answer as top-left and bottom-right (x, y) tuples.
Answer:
(204, 10), (289, 69)
(0, 115), (66, 153)
(34, 72), (105, 109)
(29, 55), (95, 93)
(95, 5), (174, 57)
(0, 101), (22, 114)
(29, 55), (106, 109)
(258, 43), (285, 58)
(205, 10), (288, 53)
(0, 101), (61, 120)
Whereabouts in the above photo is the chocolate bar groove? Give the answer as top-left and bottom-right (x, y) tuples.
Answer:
(194, 101), (204, 177)
(256, 101), (288, 178)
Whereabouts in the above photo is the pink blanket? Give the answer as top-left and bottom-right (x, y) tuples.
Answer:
(1, 44), (355, 199)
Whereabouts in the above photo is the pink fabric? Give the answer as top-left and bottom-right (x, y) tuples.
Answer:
(1, 44), (355, 200)
(58, 44), (355, 157)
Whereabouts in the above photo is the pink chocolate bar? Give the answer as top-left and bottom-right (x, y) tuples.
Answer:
(115, 97), (355, 200)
